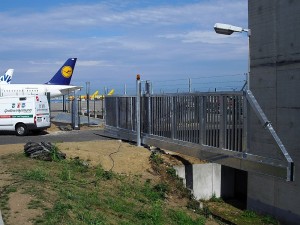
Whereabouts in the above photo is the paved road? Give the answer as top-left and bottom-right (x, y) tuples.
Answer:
(0, 129), (113, 145)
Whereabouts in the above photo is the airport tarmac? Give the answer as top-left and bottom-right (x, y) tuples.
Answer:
(50, 100), (104, 118)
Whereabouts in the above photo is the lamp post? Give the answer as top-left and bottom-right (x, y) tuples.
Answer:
(214, 23), (251, 90)
(86, 81), (90, 125)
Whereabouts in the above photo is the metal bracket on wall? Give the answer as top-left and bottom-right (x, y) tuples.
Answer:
(245, 90), (294, 181)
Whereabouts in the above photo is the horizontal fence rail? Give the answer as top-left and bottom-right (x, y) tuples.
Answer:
(104, 91), (294, 181)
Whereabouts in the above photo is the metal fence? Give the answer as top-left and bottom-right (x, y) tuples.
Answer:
(51, 99), (104, 119)
(106, 92), (245, 152)
(104, 90), (293, 181)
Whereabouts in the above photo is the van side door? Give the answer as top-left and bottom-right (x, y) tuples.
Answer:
(0, 101), (13, 130)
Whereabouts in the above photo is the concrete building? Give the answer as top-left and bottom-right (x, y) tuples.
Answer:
(248, 1), (300, 223)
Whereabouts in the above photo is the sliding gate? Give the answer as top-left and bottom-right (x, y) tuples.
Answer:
(104, 91), (294, 181)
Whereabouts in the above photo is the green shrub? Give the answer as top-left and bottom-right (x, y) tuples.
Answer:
(150, 152), (163, 165)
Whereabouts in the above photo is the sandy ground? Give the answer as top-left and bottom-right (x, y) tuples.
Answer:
(0, 122), (204, 171)
(0, 140), (203, 176)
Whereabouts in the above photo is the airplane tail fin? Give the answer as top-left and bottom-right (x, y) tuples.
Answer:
(46, 58), (77, 85)
(0, 69), (14, 84)
(89, 91), (99, 100)
(107, 89), (115, 95)
(91, 90), (99, 97)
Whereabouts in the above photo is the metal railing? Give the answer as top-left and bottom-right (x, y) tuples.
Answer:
(104, 90), (294, 181)
(106, 92), (246, 150)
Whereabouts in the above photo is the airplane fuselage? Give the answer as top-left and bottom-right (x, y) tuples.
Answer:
(0, 84), (80, 98)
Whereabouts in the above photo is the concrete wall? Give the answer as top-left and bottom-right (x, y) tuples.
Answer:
(248, 1), (300, 223)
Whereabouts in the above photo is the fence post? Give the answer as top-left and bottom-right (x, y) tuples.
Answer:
(145, 81), (152, 134)
(86, 82), (90, 126)
(71, 90), (80, 130)
(136, 74), (141, 146)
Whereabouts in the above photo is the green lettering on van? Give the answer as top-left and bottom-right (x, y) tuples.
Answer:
(12, 115), (33, 118)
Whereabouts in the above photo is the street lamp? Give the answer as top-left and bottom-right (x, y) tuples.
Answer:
(214, 23), (251, 90)
(86, 81), (90, 125)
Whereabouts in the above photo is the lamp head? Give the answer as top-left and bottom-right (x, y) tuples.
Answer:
(214, 23), (243, 35)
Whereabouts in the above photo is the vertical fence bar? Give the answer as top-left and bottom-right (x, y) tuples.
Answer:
(210, 96), (213, 146)
(160, 97), (162, 136)
(238, 95), (242, 151)
(234, 95), (238, 151)
(192, 96), (196, 143)
(147, 95), (151, 135)
(199, 96), (207, 144)
(176, 96), (182, 140)
(115, 97), (119, 128)
(129, 97), (133, 130)
(173, 96), (177, 140)
(219, 95), (225, 149)
(243, 92), (248, 154)
(208, 96), (211, 146)
(213, 96), (217, 147)
(152, 97), (155, 134)
(156, 97), (159, 136)
(167, 97), (170, 138)
(231, 97), (234, 150)
(184, 96), (187, 141)
(163, 97), (165, 137)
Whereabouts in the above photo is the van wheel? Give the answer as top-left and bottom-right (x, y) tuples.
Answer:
(16, 124), (28, 136)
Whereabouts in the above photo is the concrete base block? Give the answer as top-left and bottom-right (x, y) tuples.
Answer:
(174, 163), (221, 200)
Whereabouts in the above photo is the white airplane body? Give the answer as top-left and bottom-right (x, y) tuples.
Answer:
(0, 84), (80, 98)
(0, 58), (80, 98)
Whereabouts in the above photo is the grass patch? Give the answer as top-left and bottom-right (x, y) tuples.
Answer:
(207, 202), (279, 225)
(23, 168), (48, 181)
(169, 209), (206, 225)
(0, 152), (206, 225)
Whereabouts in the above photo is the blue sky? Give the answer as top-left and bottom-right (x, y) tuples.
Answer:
(0, 0), (248, 94)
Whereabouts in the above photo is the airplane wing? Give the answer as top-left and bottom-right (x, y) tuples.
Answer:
(60, 86), (82, 95)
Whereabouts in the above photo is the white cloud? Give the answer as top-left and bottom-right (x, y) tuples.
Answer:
(158, 31), (243, 44)
(78, 60), (113, 67)
(0, 0), (248, 91)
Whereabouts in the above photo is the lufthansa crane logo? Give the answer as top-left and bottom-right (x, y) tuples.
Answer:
(61, 66), (73, 78)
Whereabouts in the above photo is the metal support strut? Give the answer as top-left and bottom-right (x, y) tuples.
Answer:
(245, 90), (294, 181)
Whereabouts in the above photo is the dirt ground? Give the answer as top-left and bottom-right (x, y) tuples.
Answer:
(0, 123), (209, 225)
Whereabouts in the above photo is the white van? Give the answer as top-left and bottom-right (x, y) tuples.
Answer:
(0, 95), (51, 136)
